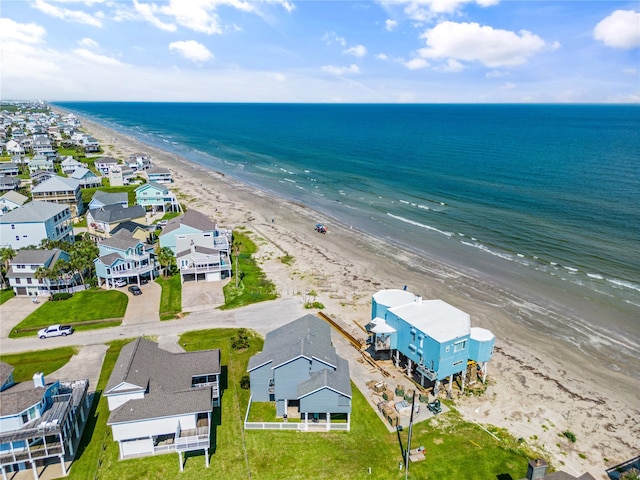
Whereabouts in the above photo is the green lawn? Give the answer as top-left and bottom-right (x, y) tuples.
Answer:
(10, 289), (127, 337)
(0, 347), (77, 382)
(81, 184), (139, 207)
(0, 288), (14, 304)
(73, 328), (531, 480)
(157, 275), (182, 320)
(222, 230), (278, 310)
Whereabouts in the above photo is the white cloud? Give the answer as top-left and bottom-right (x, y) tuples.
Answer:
(500, 82), (516, 90)
(418, 21), (548, 67)
(594, 10), (640, 49)
(344, 45), (367, 57)
(385, 19), (398, 31)
(404, 57), (429, 70)
(0, 18), (46, 45)
(169, 40), (214, 63)
(322, 32), (347, 47)
(133, 0), (176, 32)
(33, 0), (103, 27)
(376, 53), (389, 60)
(73, 48), (123, 66)
(437, 58), (464, 72)
(322, 64), (360, 76)
(485, 70), (508, 79)
(401, 0), (499, 17)
(623, 67), (638, 75)
(78, 37), (99, 49)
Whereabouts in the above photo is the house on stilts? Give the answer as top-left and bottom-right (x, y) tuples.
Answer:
(367, 289), (495, 396)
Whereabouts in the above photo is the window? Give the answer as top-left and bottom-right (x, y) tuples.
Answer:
(454, 340), (467, 353)
(11, 224), (15, 229)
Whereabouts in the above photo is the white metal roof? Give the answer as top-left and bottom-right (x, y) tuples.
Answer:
(372, 289), (417, 308)
(390, 299), (470, 343)
(470, 327), (495, 342)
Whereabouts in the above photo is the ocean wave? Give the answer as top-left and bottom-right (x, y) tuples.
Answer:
(587, 273), (604, 280)
(607, 278), (640, 293)
(460, 240), (514, 261)
(386, 213), (453, 237)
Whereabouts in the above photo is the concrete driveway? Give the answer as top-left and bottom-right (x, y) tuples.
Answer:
(47, 344), (108, 393)
(0, 296), (45, 339)
(181, 278), (226, 312)
(121, 281), (161, 325)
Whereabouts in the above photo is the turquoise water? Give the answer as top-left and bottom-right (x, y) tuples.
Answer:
(55, 102), (640, 371)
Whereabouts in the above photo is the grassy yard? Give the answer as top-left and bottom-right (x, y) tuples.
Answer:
(222, 230), (278, 310)
(0, 347), (77, 382)
(0, 288), (14, 304)
(71, 328), (532, 480)
(9, 289), (127, 337)
(80, 184), (139, 207)
(157, 275), (182, 320)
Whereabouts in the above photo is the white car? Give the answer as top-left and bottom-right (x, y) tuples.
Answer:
(38, 324), (74, 339)
(113, 278), (127, 287)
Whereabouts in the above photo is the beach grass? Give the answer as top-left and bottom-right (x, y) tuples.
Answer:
(0, 346), (77, 382)
(67, 328), (531, 480)
(157, 275), (182, 320)
(221, 230), (278, 310)
(0, 288), (14, 304)
(9, 289), (127, 337)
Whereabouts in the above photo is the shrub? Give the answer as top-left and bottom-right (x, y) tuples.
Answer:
(304, 301), (325, 310)
(562, 431), (577, 443)
(240, 375), (251, 389)
(231, 328), (250, 350)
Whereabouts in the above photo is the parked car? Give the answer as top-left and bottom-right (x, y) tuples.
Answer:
(113, 278), (127, 287)
(157, 220), (168, 227)
(128, 285), (142, 295)
(38, 324), (74, 339)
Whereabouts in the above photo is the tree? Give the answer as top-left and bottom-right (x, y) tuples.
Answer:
(157, 247), (176, 278)
(33, 265), (51, 290)
(0, 247), (16, 288)
(69, 234), (99, 286)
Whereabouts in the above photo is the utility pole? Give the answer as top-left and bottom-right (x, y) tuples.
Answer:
(405, 390), (416, 480)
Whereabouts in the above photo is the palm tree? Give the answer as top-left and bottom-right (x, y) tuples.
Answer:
(0, 247), (16, 289)
(34, 265), (51, 293)
(69, 234), (99, 286)
(157, 247), (175, 278)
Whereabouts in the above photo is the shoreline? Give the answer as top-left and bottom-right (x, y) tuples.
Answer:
(59, 107), (639, 478)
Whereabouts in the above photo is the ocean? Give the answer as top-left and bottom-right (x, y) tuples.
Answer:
(54, 102), (640, 374)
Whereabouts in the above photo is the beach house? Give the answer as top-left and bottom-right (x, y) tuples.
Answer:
(0, 191), (27, 216)
(94, 157), (119, 176)
(159, 209), (231, 255)
(135, 182), (181, 214)
(30, 176), (84, 221)
(368, 289), (495, 395)
(70, 167), (102, 188)
(88, 191), (128, 210)
(0, 364), (90, 480)
(246, 315), (352, 431)
(86, 204), (146, 240)
(104, 338), (220, 469)
(7, 249), (82, 297)
(146, 166), (172, 184)
(0, 201), (74, 249)
(94, 230), (157, 287)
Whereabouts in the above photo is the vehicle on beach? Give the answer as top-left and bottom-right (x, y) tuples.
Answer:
(315, 223), (327, 234)
(128, 285), (142, 295)
(38, 324), (74, 339)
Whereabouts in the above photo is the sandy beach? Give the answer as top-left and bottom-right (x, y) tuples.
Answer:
(68, 111), (638, 479)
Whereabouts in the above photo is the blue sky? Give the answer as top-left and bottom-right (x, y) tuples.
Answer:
(1, 0), (639, 102)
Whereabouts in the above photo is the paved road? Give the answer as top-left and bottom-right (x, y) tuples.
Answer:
(0, 296), (305, 355)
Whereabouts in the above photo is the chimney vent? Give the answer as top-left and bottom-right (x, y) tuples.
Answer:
(415, 295), (422, 304)
(526, 458), (548, 480)
(33, 372), (45, 388)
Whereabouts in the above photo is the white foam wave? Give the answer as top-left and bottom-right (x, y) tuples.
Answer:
(386, 213), (453, 237)
(607, 278), (640, 293)
(587, 273), (604, 280)
(460, 240), (514, 261)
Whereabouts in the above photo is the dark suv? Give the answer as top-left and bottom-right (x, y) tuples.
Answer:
(128, 285), (142, 295)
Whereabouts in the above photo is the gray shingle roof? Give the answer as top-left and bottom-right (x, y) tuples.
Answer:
(247, 315), (338, 372)
(0, 383), (47, 416)
(0, 200), (68, 223)
(96, 252), (121, 267)
(9, 248), (64, 267)
(297, 356), (351, 399)
(98, 229), (141, 251)
(31, 175), (80, 193)
(162, 209), (217, 235)
(91, 191), (127, 206)
(110, 220), (148, 236)
(90, 204), (145, 223)
(0, 361), (14, 388)
(106, 338), (221, 424)
(1, 191), (28, 205)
